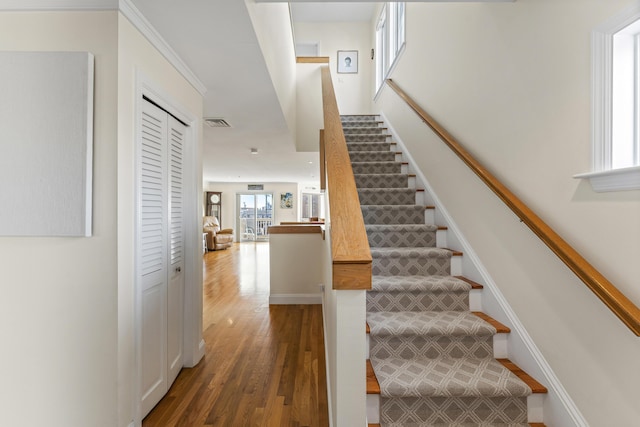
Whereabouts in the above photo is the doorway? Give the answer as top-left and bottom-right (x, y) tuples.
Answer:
(237, 193), (273, 242)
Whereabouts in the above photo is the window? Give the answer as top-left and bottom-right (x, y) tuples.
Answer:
(577, 3), (640, 191)
(301, 193), (323, 220)
(375, 2), (406, 93)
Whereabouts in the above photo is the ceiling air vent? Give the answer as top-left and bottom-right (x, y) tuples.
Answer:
(204, 118), (231, 128)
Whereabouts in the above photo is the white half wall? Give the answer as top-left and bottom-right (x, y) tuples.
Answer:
(269, 232), (324, 304)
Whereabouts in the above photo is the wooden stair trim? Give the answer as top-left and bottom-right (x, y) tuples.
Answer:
(386, 77), (640, 336)
(472, 311), (511, 333)
(437, 226), (448, 231)
(366, 359), (381, 394)
(321, 66), (372, 290)
(455, 275), (484, 289)
(530, 423), (547, 427)
(443, 248), (463, 256)
(425, 205), (435, 210)
(296, 56), (329, 63)
(268, 225), (323, 235)
(497, 359), (548, 394)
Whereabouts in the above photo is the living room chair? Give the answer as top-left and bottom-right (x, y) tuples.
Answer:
(203, 216), (233, 251)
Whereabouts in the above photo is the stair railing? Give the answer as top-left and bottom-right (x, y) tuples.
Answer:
(321, 66), (372, 289)
(385, 78), (640, 336)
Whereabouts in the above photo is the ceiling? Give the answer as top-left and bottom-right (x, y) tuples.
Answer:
(128, 0), (377, 184)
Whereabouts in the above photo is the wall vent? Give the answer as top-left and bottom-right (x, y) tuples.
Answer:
(204, 118), (231, 128)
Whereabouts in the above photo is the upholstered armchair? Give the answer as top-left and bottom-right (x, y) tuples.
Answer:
(203, 216), (233, 251)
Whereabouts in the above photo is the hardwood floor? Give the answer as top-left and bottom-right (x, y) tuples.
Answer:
(143, 242), (329, 427)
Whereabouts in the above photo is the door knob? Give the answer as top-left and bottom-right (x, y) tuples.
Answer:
(176, 266), (181, 273)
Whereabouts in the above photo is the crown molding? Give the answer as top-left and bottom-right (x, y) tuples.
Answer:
(118, 0), (207, 95)
(0, 0), (207, 96)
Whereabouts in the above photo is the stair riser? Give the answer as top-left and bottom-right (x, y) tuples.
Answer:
(356, 174), (408, 189)
(370, 335), (494, 360)
(341, 115), (379, 122)
(367, 291), (469, 312)
(359, 189), (416, 205)
(347, 142), (391, 152)
(341, 121), (382, 128)
(352, 162), (402, 175)
(380, 396), (529, 425)
(367, 229), (436, 248)
(372, 256), (451, 276)
(361, 206), (426, 225)
(345, 134), (390, 142)
(343, 127), (386, 135)
(349, 151), (396, 163)
(366, 394), (542, 424)
(366, 334), (509, 359)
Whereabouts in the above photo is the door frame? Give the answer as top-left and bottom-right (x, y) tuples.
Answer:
(236, 192), (274, 242)
(132, 71), (204, 425)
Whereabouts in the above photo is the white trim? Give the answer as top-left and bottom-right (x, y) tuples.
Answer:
(320, 294), (334, 427)
(134, 70), (203, 425)
(119, 0), (207, 96)
(574, 165), (640, 191)
(268, 293), (323, 305)
(586, 1), (640, 190)
(382, 112), (590, 427)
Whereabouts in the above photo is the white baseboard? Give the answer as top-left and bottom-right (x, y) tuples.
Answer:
(269, 293), (322, 305)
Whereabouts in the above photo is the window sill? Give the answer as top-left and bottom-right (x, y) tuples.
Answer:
(574, 166), (640, 192)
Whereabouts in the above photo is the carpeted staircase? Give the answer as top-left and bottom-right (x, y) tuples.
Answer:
(341, 114), (547, 427)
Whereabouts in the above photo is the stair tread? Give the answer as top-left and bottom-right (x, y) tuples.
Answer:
(367, 311), (497, 337)
(371, 275), (472, 292)
(355, 173), (410, 177)
(369, 423), (538, 427)
(366, 224), (438, 232)
(371, 247), (454, 258)
(496, 359), (548, 393)
(369, 356), (533, 398)
(473, 312), (510, 333)
(352, 161), (403, 166)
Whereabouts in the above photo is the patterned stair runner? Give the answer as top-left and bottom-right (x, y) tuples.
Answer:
(341, 114), (536, 427)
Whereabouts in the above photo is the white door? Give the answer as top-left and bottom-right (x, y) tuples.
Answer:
(138, 100), (185, 417)
(167, 116), (184, 384)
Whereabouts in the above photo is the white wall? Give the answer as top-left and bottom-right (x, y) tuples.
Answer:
(204, 182), (299, 235)
(117, 13), (204, 426)
(294, 21), (374, 115)
(375, 1), (640, 425)
(245, 0), (297, 140)
(269, 232), (324, 303)
(295, 62), (324, 152)
(0, 11), (119, 427)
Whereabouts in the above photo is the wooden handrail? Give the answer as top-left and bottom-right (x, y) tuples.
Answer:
(385, 78), (640, 336)
(322, 66), (371, 290)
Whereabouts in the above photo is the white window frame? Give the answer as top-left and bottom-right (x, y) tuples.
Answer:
(375, 2), (406, 97)
(575, 2), (640, 191)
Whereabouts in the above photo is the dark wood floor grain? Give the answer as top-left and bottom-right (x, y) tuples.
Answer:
(143, 242), (329, 427)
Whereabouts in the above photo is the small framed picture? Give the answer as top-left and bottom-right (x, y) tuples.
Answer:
(337, 50), (358, 74)
(280, 192), (293, 209)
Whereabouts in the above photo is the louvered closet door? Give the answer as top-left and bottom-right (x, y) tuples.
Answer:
(138, 100), (186, 417)
(167, 116), (184, 385)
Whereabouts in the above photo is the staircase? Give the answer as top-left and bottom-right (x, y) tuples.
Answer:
(340, 114), (548, 427)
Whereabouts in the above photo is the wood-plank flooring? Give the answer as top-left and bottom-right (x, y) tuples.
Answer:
(143, 242), (329, 427)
